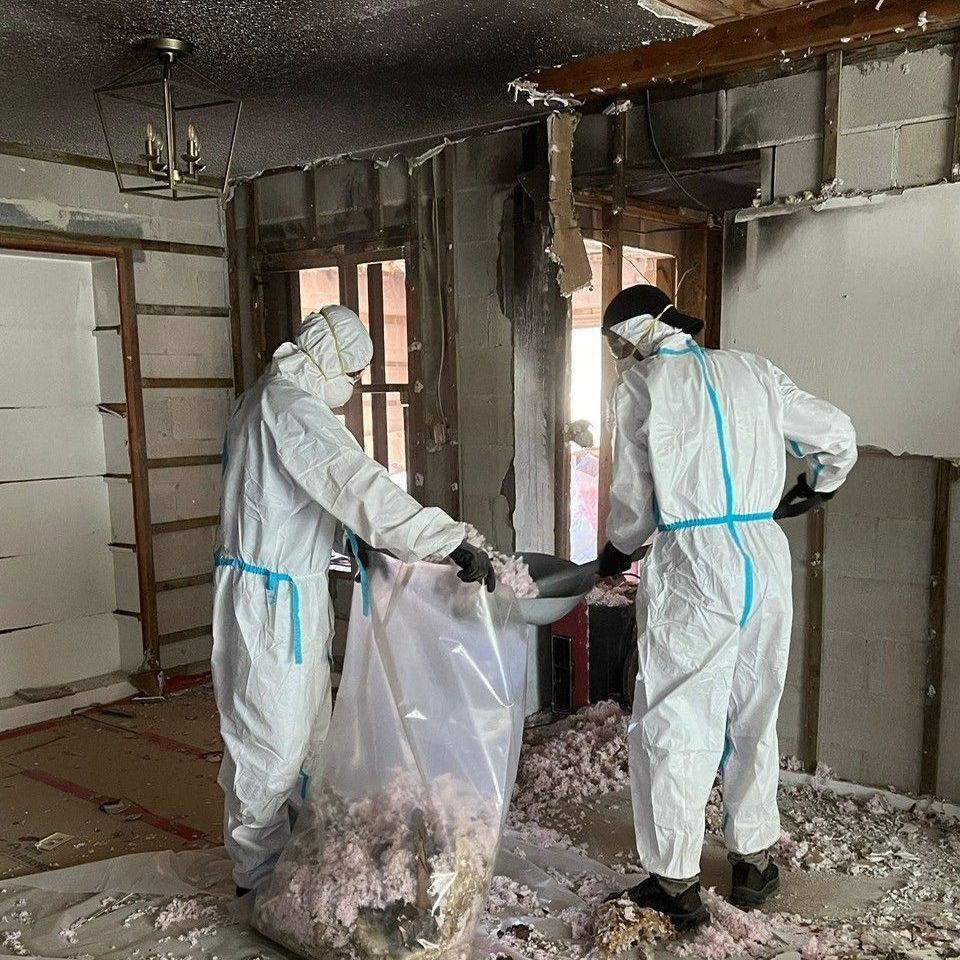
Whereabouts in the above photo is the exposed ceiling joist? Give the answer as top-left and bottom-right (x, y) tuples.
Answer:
(654, 0), (805, 27)
(524, 0), (960, 102)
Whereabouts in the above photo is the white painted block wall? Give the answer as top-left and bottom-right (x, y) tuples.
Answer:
(0, 252), (120, 695)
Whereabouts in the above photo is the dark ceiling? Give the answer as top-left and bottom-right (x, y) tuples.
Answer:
(0, 1), (689, 175)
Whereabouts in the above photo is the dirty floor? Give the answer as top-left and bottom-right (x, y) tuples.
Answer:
(0, 679), (223, 881)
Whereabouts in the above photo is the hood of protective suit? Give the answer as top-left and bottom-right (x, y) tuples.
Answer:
(610, 312), (690, 359)
(271, 305), (374, 408)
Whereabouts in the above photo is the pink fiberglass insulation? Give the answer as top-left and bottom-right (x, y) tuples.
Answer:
(510, 701), (628, 825)
(255, 773), (501, 959)
(464, 525), (539, 599)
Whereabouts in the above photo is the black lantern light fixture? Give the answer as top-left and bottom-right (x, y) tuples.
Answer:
(94, 37), (241, 200)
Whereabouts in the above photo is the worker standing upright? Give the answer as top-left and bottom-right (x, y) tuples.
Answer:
(212, 305), (494, 895)
(598, 284), (857, 930)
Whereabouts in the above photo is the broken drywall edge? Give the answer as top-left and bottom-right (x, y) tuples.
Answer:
(508, 79), (583, 110)
(0, 680), (137, 733)
(408, 136), (468, 170)
(637, 0), (710, 31)
(546, 113), (592, 298)
(779, 770), (960, 820)
(738, 178), (960, 222)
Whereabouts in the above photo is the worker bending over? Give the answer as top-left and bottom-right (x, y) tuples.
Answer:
(213, 305), (494, 894)
(598, 284), (857, 930)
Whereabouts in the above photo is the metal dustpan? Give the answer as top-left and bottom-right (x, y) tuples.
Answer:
(515, 553), (599, 626)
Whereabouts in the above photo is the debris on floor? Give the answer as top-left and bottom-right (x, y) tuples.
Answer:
(594, 897), (674, 958)
(255, 775), (501, 959)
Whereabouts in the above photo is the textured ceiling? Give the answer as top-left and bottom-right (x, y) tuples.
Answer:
(0, 0), (689, 175)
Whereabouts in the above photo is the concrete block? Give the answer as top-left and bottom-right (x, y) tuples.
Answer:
(255, 169), (311, 226)
(459, 443), (512, 499)
(823, 514), (877, 578)
(456, 131), (524, 187)
(455, 240), (500, 298)
(628, 93), (720, 162)
(112, 549), (140, 612)
(106, 478), (135, 544)
(841, 44), (957, 131)
(157, 582), (214, 634)
(170, 393), (232, 442)
(459, 395), (497, 440)
(824, 573), (927, 642)
(837, 127), (895, 193)
(939, 627), (960, 706)
(936, 704), (960, 800)
(895, 117), (953, 187)
(948, 522), (960, 590)
(453, 188), (499, 244)
(725, 70), (824, 151)
(875, 519), (932, 585)
(138, 314), (232, 360)
(861, 747), (920, 793)
(866, 636), (926, 700)
(153, 525), (216, 581)
(772, 138), (822, 197)
(457, 346), (513, 399)
(820, 629), (869, 695)
(162, 634), (214, 671)
(0, 153), (83, 208)
(488, 309), (513, 350)
(134, 253), (228, 307)
(819, 691), (919, 759)
(830, 453), (935, 521)
(818, 740), (865, 784)
(490, 493), (514, 553)
(457, 297), (494, 348)
(149, 464), (222, 524)
(461, 493), (493, 537)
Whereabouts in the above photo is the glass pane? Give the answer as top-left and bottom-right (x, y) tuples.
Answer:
(387, 393), (407, 488)
(361, 393), (375, 457)
(299, 267), (341, 326)
(567, 239), (604, 563)
(383, 260), (409, 384)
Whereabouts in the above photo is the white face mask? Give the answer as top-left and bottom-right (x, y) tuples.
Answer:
(321, 374), (356, 409)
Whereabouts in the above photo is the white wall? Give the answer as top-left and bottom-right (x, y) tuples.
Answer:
(0, 251), (120, 695)
(721, 184), (960, 458)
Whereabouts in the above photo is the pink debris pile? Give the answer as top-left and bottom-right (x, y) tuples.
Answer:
(585, 579), (635, 608)
(255, 773), (501, 959)
(464, 524), (539, 599)
(510, 700), (628, 825)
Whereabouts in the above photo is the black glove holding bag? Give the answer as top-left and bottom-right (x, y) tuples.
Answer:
(450, 541), (497, 593)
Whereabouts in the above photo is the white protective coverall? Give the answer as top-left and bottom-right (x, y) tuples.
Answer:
(212, 306), (465, 890)
(606, 313), (857, 881)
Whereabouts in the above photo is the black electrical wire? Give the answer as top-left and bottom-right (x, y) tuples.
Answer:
(644, 88), (710, 213)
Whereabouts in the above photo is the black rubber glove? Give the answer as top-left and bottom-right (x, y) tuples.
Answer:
(450, 541), (496, 593)
(598, 541), (633, 578)
(774, 473), (836, 520)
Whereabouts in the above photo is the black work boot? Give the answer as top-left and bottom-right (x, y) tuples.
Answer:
(729, 860), (780, 908)
(607, 876), (710, 932)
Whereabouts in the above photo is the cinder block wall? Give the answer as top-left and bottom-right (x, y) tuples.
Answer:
(778, 452), (959, 799)
(0, 151), (228, 683)
(452, 133), (525, 551)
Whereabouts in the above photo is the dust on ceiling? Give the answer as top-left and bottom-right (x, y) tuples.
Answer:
(0, 0), (689, 176)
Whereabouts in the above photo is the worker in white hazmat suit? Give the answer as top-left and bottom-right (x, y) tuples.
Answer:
(212, 305), (494, 894)
(598, 284), (857, 930)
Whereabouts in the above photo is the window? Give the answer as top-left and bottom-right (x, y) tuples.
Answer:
(565, 240), (675, 563)
(298, 255), (410, 492)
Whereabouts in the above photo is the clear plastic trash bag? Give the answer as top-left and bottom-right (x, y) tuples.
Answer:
(254, 553), (529, 960)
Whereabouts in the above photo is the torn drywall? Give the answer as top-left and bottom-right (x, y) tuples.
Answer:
(546, 113), (592, 297)
(637, 0), (709, 32)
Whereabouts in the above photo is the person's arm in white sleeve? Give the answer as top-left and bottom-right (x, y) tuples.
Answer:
(273, 400), (465, 564)
(772, 363), (857, 494)
(606, 383), (657, 556)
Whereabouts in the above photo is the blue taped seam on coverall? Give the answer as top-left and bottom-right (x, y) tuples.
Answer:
(298, 765), (310, 800)
(214, 551), (303, 665)
(654, 343), (768, 628)
(344, 529), (371, 617)
(788, 439), (824, 486)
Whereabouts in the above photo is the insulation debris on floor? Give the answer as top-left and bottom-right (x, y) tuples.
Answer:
(1, 701), (958, 960)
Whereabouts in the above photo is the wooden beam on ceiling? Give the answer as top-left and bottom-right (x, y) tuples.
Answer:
(524, 0), (960, 101)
